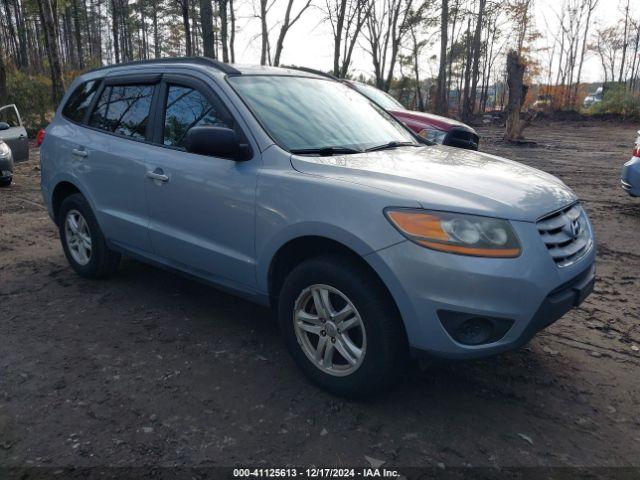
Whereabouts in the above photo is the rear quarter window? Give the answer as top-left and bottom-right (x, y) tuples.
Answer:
(62, 80), (101, 123)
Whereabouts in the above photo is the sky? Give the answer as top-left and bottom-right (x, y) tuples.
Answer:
(223, 0), (635, 84)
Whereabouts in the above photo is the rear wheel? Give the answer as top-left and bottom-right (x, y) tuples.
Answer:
(59, 193), (121, 278)
(0, 176), (11, 187)
(278, 254), (407, 398)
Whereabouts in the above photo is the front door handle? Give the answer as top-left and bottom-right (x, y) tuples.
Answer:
(146, 170), (169, 182)
(71, 148), (88, 158)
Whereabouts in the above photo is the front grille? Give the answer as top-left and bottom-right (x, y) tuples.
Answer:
(537, 203), (592, 267)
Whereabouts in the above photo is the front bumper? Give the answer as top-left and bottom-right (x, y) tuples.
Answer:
(0, 154), (13, 179)
(366, 218), (596, 359)
(621, 156), (640, 197)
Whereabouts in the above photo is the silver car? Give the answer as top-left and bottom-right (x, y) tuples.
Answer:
(40, 58), (596, 397)
(0, 103), (29, 186)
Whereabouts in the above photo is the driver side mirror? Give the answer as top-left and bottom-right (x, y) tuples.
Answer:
(0, 122), (10, 131)
(184, 126), (250, 161)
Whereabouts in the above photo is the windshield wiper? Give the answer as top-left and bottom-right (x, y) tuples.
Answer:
(290, 146), (363, 156)
(365, 141), (420, 152)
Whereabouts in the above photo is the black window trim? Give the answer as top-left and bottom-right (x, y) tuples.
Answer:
(150, 73), (253, 160)
(60, 78), (103, 125)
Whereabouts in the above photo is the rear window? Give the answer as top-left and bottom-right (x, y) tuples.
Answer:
(88, 84), (154, 140)
(62, 80), (100, 123)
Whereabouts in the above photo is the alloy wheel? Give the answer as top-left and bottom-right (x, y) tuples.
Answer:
(64, 209), (92, 266)
(293, 284), (367, 377)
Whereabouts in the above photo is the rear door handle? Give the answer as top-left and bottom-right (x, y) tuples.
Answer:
(71, 148), (88, 158)
(146, 170), (169, 182)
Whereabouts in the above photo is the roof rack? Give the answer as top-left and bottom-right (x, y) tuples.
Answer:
(89, 56), (240, 75)
(280, 65), (338, 80)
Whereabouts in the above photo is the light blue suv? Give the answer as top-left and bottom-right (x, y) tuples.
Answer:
(40, 58), (596, 397)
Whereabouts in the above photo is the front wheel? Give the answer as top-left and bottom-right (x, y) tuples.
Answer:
(278, 255), (407, 398)
(0, 176), (12, 187)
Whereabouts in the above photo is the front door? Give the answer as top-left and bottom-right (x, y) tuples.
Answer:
(0, 104), (28, 161)
(143, 75), (259, 291)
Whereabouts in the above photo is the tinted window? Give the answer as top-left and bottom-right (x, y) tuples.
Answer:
(89, 84), (154, 140)
(0, 105), (20, 127)
(163, 85), (233, 147)
(62, 80), (100, 123)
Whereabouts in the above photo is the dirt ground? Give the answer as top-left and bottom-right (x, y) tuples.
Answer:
(1, 120), (639, 475)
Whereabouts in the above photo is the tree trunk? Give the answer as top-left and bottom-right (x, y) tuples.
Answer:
(0, 55), (7, 106)
(181, 0), (192, 56)
(200, 0), (214, 58)
(72, 0), (84, 68)
(38, 0), (66, 105)
(220, 0), (229, 62)
(151, 0), (160, 58)
(273, 0), (311, 66)
(332, 0), (347, 76)
(15, 0), (30, 68)
(504, 50), (527, 141)
(111, 0), (120, 63)
(618, 0), (629, 82)
(464, 0), (485, 119)
(435, 0), (448, 115)
(229, 0), (235, 62)
(259, 0), (268, 65)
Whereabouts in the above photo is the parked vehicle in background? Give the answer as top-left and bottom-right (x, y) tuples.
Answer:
(41, 58), (596, 397)
(583, 87), (603, 108)
(344, 80), (480, 151)
(531, 94), (553, 111)
(0, 104), (29, 162)
(621, 130), (640, 197)
(0, 139), (14, 187)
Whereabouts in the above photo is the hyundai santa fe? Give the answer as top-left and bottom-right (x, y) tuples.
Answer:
(40, 57), (596, 397)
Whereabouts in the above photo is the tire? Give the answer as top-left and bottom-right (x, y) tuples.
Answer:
(58, 193), (121, 279)
(0, 176), (11, 187)
(278, 254), (408, 398)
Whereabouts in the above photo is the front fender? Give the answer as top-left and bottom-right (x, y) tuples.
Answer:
(255, 221), (397, 293)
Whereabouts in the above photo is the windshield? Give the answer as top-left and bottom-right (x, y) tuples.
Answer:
(228, 76), (416, 152)
(354, 83), (404, 110)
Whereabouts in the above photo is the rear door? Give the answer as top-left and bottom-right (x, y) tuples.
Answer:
(143, 74), (259, 290)
(0, 104), (28, 161)
(56, 74), (159, 253)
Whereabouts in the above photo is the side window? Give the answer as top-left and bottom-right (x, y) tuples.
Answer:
(61, 80), (100, 123)
(89, 84), (154, 140)
(0, 105), (21, 127)
(163, 85), (234, 147)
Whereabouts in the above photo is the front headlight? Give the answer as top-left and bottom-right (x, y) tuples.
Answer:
(418, 126), (447, 144)
(385, 209), (521, 257)
(0, 141), (10, 157)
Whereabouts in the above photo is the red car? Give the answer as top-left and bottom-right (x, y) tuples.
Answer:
(345, 81), (480, 151)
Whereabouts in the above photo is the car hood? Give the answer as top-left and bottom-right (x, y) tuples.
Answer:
(390, 110), (475, 132)
(291, 145), (577, 222)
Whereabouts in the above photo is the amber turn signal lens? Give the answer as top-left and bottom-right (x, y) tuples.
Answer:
(386, 211), (449, 241)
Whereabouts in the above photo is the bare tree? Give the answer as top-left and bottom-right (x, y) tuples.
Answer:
(180, 0), (192, 56)
(200, 0), (215, 58)
(504, 49), (529, 140)
(326, 0), (372, 77)
(0, 54), (7, 106)
(273, 0), (313, 66)
(618, 0), (630, 82)
(38, 0), (65, 104)
(434, 0), (448, 114)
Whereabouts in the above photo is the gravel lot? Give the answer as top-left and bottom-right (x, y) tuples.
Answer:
(1, 120), (639, 474)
